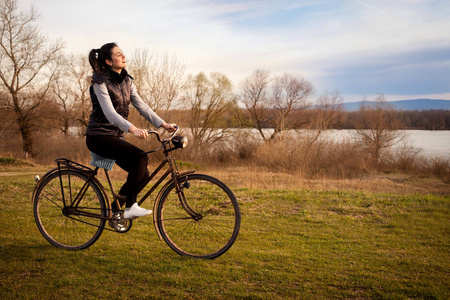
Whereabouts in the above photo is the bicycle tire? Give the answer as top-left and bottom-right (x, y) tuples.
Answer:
(33, 169), (106, 250)
(156, 174), (241, 259)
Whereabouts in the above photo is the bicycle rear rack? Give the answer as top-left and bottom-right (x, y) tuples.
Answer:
(54, 158), (95, 173)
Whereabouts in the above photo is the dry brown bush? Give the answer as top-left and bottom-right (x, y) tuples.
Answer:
(2, 129), (448, 184)
(33, 132), (90, 165)
(183, 132), (449, 181)
(249, 136), (369, 178)
(376, 142), (450, 181)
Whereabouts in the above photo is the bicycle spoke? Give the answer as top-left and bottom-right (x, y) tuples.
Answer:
(163, 220), (196, 238)
(157, 174), (240, 258)
(40, 191), (64, 210)
(162, 216), (193, 221)
(67, 215), (102, 228)
(33, 170), (106, 250)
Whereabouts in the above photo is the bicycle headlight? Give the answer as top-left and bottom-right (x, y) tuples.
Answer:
(172, 135), (188, 149)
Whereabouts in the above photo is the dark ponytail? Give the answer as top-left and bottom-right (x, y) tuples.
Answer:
(88, 42), (118, 73)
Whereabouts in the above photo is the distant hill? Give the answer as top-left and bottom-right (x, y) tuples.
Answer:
(342, 99), (450, 111)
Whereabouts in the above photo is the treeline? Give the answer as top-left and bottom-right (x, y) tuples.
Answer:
(152, 108), (450, 131)
(338, 109), (450, 130)
(394, 110), (450, 130)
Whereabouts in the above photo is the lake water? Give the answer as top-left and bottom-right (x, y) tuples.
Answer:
(248, 129), (450, 160)
(407, 130), (450, 159)
(310, 130), (450, 160)
(70, 127), (450, 159)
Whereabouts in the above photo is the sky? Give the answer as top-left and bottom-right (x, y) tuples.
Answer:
(18, 0), (450, 102)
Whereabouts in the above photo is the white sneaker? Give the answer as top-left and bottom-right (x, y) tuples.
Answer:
(124, 203), (152, 219)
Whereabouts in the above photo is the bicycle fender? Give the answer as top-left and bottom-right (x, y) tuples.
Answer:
(31, 167), (60, 203)
(152, 180), (172, 240)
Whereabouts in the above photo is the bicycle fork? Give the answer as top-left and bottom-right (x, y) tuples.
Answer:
(175, 178), (203, 221)
(166, 155), (201, 220)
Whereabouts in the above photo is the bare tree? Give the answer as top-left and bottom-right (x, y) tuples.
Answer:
(353, 94), (405, 165)
(128, 48), (151, 103)
(50, 54), (91, 137)
(0, 0), (64, 157)
(240, 69), (271, 140)
(129, 49), (185, 115)
(182, 72), (236, 149)
(69, 54), (91, 134)
(240, 70), (313, 141)
(312, 91), (343, 131)
(303, 91), (344, 146)
(52, 57), (74, 136)
(271, 73), (313, 136)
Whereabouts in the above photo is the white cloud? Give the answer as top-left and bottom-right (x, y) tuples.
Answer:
(17, 0), (450, 97)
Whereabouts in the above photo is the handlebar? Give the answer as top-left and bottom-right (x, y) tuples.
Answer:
(147, 126), (179, 143)
(143, 126), (187, 154)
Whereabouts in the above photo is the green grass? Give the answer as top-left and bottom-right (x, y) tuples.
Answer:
(0, 157), (34, 167)
(0, 174), (448, 299)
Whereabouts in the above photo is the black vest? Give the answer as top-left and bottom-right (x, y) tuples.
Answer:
(85, 69), (132, 137)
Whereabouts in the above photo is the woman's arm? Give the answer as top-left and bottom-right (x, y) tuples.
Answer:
(129, 83), (165, 129)
(93, 83), (173, 139)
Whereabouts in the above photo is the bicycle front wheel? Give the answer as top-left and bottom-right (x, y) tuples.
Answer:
(156, 174), (241, 259)
(33, 169), (106, 250)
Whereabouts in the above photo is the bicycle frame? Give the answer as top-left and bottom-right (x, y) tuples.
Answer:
(40, 127), (194, 238)
(105, 152), (196, 238)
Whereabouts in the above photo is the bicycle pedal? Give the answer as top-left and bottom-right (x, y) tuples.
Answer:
(110, 211), (132, 233)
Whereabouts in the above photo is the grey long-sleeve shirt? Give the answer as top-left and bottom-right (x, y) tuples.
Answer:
(92, 82), (165, 133)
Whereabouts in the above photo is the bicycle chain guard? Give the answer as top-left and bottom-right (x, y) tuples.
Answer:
(111, 211), (132, 233)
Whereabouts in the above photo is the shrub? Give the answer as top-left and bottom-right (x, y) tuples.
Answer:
(3, 129), (449, 181)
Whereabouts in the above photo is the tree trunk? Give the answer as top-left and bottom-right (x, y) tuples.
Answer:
(19, 123), (34, 158)
(16, 108), (34, 157)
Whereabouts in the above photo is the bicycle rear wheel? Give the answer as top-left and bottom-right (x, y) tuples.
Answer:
(33, 169), (106, 250)
(156, 174), (241, 259)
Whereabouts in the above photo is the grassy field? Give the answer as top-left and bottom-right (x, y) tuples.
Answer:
(0, 170), (449, 299)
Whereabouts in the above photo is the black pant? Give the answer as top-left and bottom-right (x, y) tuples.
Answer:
(86, 135), (149, 208)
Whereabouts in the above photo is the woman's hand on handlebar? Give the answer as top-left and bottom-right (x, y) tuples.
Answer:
(161, 122), (177, 133)
(129, 125), (149, 139)
(129, 123), (176, 140)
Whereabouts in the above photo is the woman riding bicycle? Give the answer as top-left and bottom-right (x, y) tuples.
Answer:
(86, 42), (176, 220)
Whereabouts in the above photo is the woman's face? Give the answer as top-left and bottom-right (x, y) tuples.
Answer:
(107, 46), (127, 73)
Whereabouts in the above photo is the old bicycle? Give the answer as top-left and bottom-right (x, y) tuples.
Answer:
(32, 127), (241, 259)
